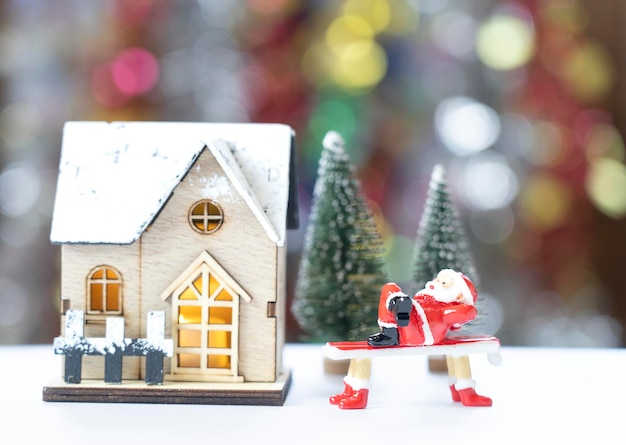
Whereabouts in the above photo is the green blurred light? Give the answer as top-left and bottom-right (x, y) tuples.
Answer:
(586, 158), (626, 219)
(306, 99), (358, 162)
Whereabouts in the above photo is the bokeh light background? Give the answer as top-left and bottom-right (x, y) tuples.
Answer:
(1, 0), (625, 347)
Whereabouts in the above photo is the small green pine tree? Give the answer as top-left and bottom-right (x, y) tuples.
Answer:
(411, 164), (486, 334)
(292, 131), (388, 342)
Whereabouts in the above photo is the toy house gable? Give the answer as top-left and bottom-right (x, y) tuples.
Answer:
(45, 122), (297, 405)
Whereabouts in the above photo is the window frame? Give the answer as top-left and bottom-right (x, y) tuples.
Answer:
(86, 265), (123, 316)
(188, 199), (224, 234)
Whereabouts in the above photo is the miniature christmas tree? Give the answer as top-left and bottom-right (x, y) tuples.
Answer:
(292, 131), (388, 342)
(411, 164), (485, 335)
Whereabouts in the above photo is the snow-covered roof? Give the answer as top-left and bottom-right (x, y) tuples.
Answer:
(50, 121), (296, 246)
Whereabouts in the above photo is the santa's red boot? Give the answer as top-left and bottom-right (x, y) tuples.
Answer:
(339, 389), (369, 410)
(449, 385), (461, 402)
(455, 380), (492, 407)
(448, 377), (461, 402)
(329, 382), (354, 405)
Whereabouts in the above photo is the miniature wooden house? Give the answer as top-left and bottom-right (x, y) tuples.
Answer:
(44, 122), (298, 405)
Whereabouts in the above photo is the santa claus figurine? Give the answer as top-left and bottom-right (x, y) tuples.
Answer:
(366, 269), (492, 406)
(401, 268), (478, 346)
(368, 269), (478, 347)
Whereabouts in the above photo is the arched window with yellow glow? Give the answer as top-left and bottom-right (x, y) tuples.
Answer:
(87, 265), (123, 315)
(172, 262), (241, 381)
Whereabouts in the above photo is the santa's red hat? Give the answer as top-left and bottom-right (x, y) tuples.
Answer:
(457, 272), (478, 305)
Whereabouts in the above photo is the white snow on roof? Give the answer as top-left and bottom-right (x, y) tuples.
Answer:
(50, 121), (293, 246)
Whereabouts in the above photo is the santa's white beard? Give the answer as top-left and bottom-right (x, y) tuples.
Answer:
(426, 280), (464, 303)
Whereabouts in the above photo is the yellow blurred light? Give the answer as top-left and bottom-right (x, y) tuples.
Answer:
(332, 40), (387, 92)
(326, 15), (374, 55)
(301, 42), (332, 86)
(586, 158), (626, 219)
(476, 15), (535, 70)
(342, 0), (391, 34)
(561, 42), (613, 103)
(585, 124), (625, 162)
(519, 174), (572, 230)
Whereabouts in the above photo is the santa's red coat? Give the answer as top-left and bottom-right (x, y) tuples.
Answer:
(398, 293), (477, 346)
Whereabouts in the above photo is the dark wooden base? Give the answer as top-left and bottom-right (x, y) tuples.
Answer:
(43, 369), (291, 406)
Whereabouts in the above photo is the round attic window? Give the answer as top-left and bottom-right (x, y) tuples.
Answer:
(188, 200), (224, 234)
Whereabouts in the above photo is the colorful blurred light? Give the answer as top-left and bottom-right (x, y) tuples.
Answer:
(307, 100), (358, 159)
(432, 11), (477, 60)
(111, 47), (160, 96)
(341, 0), (390, 34)
(519, 173), (572, 230)
(323, 15), (387, 92)
(332, 40), (387, 91)
(584, 124), (625, 162)
(469, 207), (514, 245)
(415, 0), (450, 15)
(0, 102), (42, 151)
(476, 14), (534, 71)
(435, 96), (501, 156)
(527, 121), (568, 168)
(461, 154), (518, 210)
(0, 163), (40, 217)
(561, 42), (613, 103)
(586, 158), (626, 219)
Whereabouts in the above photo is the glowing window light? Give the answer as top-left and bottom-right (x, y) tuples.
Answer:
(586, 158), (626, 219)
(435, 96), (501, 156)
(461, 156), (518, 210)
(519, 174), (572, 230)
(476, 15), (535, 70)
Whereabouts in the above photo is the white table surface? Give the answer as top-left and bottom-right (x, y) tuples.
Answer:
(1, 344), (623, 444)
